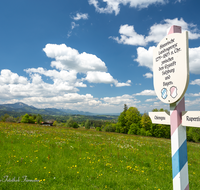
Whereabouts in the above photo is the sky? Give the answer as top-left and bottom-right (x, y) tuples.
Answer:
(1, 0), (200, 114)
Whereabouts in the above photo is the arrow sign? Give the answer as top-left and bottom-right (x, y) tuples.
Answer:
(149, 112), (170, 125)
(182, 111), (200, 128)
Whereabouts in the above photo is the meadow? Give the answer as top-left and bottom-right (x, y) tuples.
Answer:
(0, 122), (199, 190)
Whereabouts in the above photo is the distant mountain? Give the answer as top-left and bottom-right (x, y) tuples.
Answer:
(0, 102), (94, 116)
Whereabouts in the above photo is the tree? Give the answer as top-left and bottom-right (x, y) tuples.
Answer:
(141, 113), (152, 131)
(123, 104), (128, 112)
(85, 119), (90, 129)
(21, 114), (35, 123)
(0, 114), (10, 122)
(125, 107), (141, 133)
(128, 123), (139, 135)
(5, 116), (15, 123)
(36, 114), (43, 124)
(66, 117), (74, 128)
(53, 121), (58, 126)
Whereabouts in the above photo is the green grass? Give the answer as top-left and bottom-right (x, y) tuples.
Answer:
(0, 122), (199, 190)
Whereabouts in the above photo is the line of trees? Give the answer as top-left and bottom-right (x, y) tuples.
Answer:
(100, 104), (200, 143)
(0, 113), (43, 124)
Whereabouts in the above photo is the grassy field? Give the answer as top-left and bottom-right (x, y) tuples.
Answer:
(0, 122), (199, 190)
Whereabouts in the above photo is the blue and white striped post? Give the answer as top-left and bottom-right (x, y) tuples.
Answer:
(168, 26), (189, 190)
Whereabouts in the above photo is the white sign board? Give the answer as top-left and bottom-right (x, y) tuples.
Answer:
(149, 112), (170, 125)
(153, 31), (189, 104)
(182, 111), (200, 128)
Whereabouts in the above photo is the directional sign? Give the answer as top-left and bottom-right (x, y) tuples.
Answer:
(153, 31), (189, 104)
(182, 111), (200, 128)
(149, 112), (170, 125)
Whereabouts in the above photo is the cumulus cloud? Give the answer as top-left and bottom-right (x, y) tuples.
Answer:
(189, 47), (200, 74)
(190, 79), (200, 86)
(43, 44), (107, 73)
(101, 94), (140, 105)
(0, 69), (28, 85)
(146, 18), (200, 43)
(73, 13), (89, 20)
(84, 71), (114, 84)
(25, 67), (78, 83)
(109, 25), (146, 46)
(111, 18), (200, 46)
(84, 71), (131, 87)
(88, 0), (165, 15)
(43, 44), (131, 87)
(187, 92), (200, 97)
(135, 90), (156, 96)
(134, 46), (155, 70)
(145, 98), (158, 102)
(143, 73), (153, 78)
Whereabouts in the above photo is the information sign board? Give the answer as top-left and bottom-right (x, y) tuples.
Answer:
(149, 112), (170, 125)
(182, 111), (200, 128)
(153, 31), (189, 104)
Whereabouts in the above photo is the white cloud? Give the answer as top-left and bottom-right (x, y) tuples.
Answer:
(190, 79), (200, 86)
(25, 67), (78, 83)
(71, 22), (79, 30)
(143, 73), (153, 78)
(135, 90), (156, 96)
(84, 71), (131, 87)
(101, 94), (140, 105)
(134, 46), (155, 70)
(88, 0), (165, 15)
(115, 80), (131, 87)
(0, 69), (28, 85)
(84, 71), (115, 83)
(146, 18), (200, 43)
(111, 18), (200, 46)
(189, 47), (200, 74)
(109, 24), (146, 46)
(43, 44), (107, 73)
(43, 44), (131, 87)
(73, 13), (89, 20)
(145, 98), (158, 102)
(187, 92), (200, 97)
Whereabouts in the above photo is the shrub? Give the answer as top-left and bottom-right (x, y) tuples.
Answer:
(187, 127), (200, 142)
(72, 122), (79, 128)
(104, 124), (116, 132)
(140, 128), (146, 136)
(96, 127), (101, 131)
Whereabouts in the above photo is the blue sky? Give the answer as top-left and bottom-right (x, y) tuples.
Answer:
(1, 0), (200, 114)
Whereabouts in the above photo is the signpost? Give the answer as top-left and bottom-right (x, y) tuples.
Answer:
(149, 25), (192, 190)
(182, 111), (200, 128)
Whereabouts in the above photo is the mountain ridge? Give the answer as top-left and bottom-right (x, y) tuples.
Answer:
(0, 102), (95, 116)
(0, 102), (120, 116)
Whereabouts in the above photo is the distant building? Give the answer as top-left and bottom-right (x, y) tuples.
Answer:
(41, 121), (54, 126)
